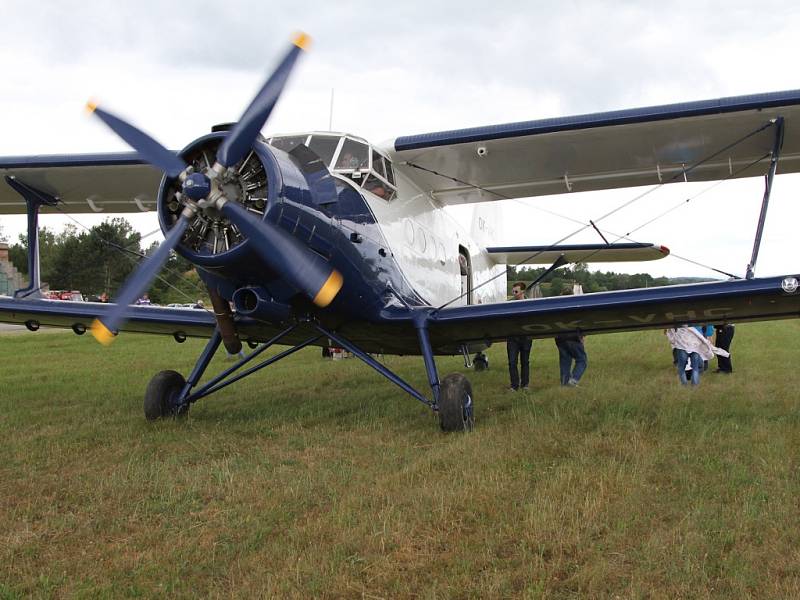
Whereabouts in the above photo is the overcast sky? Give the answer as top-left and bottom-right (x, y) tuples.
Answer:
(1, 0), (799, 279)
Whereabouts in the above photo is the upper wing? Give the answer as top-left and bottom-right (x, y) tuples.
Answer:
(486, 242), (669, 265)
(425, 274), (800, 348)
(390, 90), (800, 205)
(0, 152), (163, 214)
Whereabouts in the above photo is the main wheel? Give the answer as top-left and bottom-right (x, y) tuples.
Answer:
(438, 373), (474, 432)
(473, 353), (489, 372)
(144, 370), (188, 420)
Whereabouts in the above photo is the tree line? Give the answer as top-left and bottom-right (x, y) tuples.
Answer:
(6, 218), (205, 304)
(507, 264), (711, 297)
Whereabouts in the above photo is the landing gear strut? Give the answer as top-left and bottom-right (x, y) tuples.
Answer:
(144, 311), (475, 432)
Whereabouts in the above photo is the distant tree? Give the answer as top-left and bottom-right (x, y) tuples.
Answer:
(12, 220), (142, 295)
(144, 241), (204, 304)
(10, 227), (62, 285)
(504, 262), (696, 296)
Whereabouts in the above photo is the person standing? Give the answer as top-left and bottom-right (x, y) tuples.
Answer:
(506, 282), (532, 392)
(555, 332), (587, 386)
(665, 326), (729, 386)
(714, 323), (735, 373)
(555, 287), (587, 386)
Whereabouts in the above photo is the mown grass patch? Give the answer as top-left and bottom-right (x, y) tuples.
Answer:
(1, 322), (799, 597)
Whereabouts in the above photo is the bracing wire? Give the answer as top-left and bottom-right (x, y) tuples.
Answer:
(28, 205), (210, 309)
(412, 120), (777, 312)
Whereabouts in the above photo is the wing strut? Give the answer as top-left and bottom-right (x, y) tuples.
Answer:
(525, 254), (568, 294)
(4, 176), (60, 299)
(746, 117), (785, 279)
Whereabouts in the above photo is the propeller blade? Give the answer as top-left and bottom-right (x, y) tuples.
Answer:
(216, 33), (310, 168)
(91, 216), (191, 345)
(219, 200), (343, 307)
(86, 101), (188, 178)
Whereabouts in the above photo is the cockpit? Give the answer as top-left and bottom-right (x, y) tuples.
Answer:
(267, 133), (397, 201)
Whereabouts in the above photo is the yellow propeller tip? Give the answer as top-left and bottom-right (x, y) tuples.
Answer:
(313, 270), (343, 308)
(90, 319), (116, 346)
(85, 99), (98, 114)
(292, 32), (311, 51)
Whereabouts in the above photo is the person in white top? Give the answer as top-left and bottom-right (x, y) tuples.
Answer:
(665, 326), (730, 386)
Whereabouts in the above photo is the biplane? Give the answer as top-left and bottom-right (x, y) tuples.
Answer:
(1, 34), (799, 431)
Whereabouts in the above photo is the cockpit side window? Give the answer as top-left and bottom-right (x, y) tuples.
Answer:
(384, 159), (395, 185)
(371, 150), (386, 179)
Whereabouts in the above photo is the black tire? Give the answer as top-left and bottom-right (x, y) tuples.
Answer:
(144, 370), (188, 421)
(438, 373), (474, 432)
(473, 354), (488, 372)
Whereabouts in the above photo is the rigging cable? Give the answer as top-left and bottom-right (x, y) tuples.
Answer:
(27, 205), (211, 310)
(405, 120), (777, 311)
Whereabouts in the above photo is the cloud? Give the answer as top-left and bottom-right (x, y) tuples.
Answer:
(1, 1), (799, 278)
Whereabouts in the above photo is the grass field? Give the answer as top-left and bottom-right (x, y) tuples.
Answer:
(1, 321), (800, 598)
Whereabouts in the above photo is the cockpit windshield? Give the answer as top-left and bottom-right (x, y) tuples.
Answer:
(268, 133), (397, 201)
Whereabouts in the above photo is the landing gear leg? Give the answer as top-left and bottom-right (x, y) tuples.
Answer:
(416, 318), (473, 432)
(314, 318), (473, 432)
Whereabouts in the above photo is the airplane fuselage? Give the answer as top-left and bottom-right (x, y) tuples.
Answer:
(161, 131), (508, 325)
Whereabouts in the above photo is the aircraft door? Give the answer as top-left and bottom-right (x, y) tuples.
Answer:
(458, 246), (473, 305)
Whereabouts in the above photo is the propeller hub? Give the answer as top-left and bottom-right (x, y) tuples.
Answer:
(182, 172), (211, 201)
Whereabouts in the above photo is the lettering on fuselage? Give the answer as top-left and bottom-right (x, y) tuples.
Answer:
(520, 307), (734, 333)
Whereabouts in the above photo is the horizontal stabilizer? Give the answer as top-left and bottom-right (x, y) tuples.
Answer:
(486, 242), (669, 265)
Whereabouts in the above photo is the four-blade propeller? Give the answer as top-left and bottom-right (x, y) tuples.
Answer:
(88, 32), (343, 346)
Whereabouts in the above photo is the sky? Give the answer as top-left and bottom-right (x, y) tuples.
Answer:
(1, 0), (799, 279)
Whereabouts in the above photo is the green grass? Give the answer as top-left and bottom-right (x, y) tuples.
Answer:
(1, 322), (800, 598)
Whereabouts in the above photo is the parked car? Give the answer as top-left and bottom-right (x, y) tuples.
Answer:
(46, 290), (83, 301)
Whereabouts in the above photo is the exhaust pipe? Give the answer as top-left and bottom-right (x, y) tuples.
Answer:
(208, 286), (242, 354)
(232, 286), (292, 322)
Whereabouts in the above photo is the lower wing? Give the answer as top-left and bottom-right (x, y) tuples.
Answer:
(426, 275), (800, 347)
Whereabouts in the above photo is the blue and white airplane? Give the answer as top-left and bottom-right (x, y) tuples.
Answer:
(1, 34), (799, 430)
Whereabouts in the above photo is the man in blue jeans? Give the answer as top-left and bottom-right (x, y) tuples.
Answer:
(506, 282), (532, 391)
(555, 332), (588, 386)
